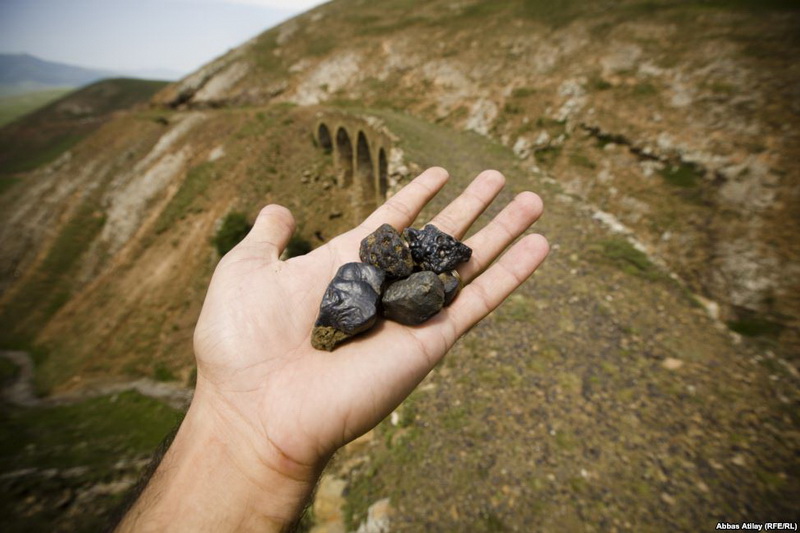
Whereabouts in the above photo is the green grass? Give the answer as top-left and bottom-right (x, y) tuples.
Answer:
(0, 88), (71, 127)
(251, 31), (287, 75)
(0, 132), (84, 174)
(589, 76), (613, 91)
(594, 237), (662, 280)
(0, 79), (167, 175)
(306, 34), (337, 57)
(569, 151), (596, 169)
(152, 362), (177, 382)
(154, 162), (217, 234)
(659, 162), (703, 188)
(534, 145), (562, 166)
(0, 357), (19, 383)
(520, 0), (580, 25)
(0, 391), (180, 532)
(632, 82), (658, 98)
(503, 102), (524, 115)
(727, 315), (784, 338)
(0, 391), (179, 472)
(511, 87), (537, 98)
(285, 234), (313, 258)
(0, 176), (20, 196)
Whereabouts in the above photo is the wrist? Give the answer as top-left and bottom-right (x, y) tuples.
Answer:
(118, 385), (321, 532)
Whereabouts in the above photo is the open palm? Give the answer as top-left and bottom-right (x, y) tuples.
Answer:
(191, 167), (548, 474)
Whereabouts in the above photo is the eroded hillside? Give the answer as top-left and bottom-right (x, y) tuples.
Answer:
(154, 0), (800, 351)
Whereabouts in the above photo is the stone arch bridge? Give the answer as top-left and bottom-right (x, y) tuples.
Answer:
(314, 110), (395, 216)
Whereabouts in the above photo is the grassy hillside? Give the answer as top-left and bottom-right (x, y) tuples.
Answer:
(0, 88), (71, 127)
(0, 389), (181, 532)
(0, 78), (168, 176)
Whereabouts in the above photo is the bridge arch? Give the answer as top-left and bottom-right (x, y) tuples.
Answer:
(356, 131), (375, 210)
(318, 123), (332, 153)
(378, 148), (388, 198)
(314, 110), (395, 215)
(335, 127), (353, 187)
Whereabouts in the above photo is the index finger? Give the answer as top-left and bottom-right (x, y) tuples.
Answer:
(358, 167), (449, 233)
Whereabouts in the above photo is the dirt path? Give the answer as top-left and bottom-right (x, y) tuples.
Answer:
(0, 350), (192, 410)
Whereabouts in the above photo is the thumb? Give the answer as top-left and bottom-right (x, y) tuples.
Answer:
(239, 204), (296, 261)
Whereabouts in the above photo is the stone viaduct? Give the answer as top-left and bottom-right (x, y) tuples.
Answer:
(313, 110), (394, 214)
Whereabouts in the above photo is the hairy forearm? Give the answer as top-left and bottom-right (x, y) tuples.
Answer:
(115, 390), (320, 532)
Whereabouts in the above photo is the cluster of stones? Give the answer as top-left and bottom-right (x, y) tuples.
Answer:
(311, 224), (472, 351)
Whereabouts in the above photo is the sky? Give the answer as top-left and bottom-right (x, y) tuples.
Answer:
(0, 0), (329, 79)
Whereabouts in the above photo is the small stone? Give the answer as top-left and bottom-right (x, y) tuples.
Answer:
(313, 474), (347, 525)
(382, 271), (445, 325)
(312, 263), (384, 351)
(336, 262), (385, 295)
(403, 224), (472, 273)
(356, 498), (393, 533)
(359, 223), (414, 278)
(662, 357), (684, 370)
(438, 270), (462, 306)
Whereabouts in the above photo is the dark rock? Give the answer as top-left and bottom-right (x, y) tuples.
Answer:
(336, 262), (386, 295)
(382, 271), (445, 325)
(360, 223), (415, 278)
(403, 224), (472, 273)
(438, 270), (462, 306)
(312, 263), (384, 351)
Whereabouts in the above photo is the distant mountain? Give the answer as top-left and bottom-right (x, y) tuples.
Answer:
(0, 54), (183, 95)
(0, 53), (116, 88)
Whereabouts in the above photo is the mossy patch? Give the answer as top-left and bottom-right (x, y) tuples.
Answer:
(511, 87), (537, 98)
(591, 237), (663, 280)
(659, 162), (703, 188)
(727, 313), (784, 338)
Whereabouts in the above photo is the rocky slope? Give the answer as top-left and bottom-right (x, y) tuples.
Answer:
(155, 0), (800, 352)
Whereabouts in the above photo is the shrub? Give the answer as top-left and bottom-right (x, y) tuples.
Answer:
(213, 212), (252, 256)
(284, 234), (313, 258)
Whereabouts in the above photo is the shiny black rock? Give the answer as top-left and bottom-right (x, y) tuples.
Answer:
(359, 223), (414, 279)
(403, 224), (472, 274)
(336, 261), (386, 295)
(312, 263), (385, 351)
(382, 271), (445, 326)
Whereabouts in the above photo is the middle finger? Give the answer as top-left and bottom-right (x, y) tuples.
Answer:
(425, 169), (506, 239)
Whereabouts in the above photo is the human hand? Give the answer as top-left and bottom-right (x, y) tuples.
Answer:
(119, 168), (547, 531)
